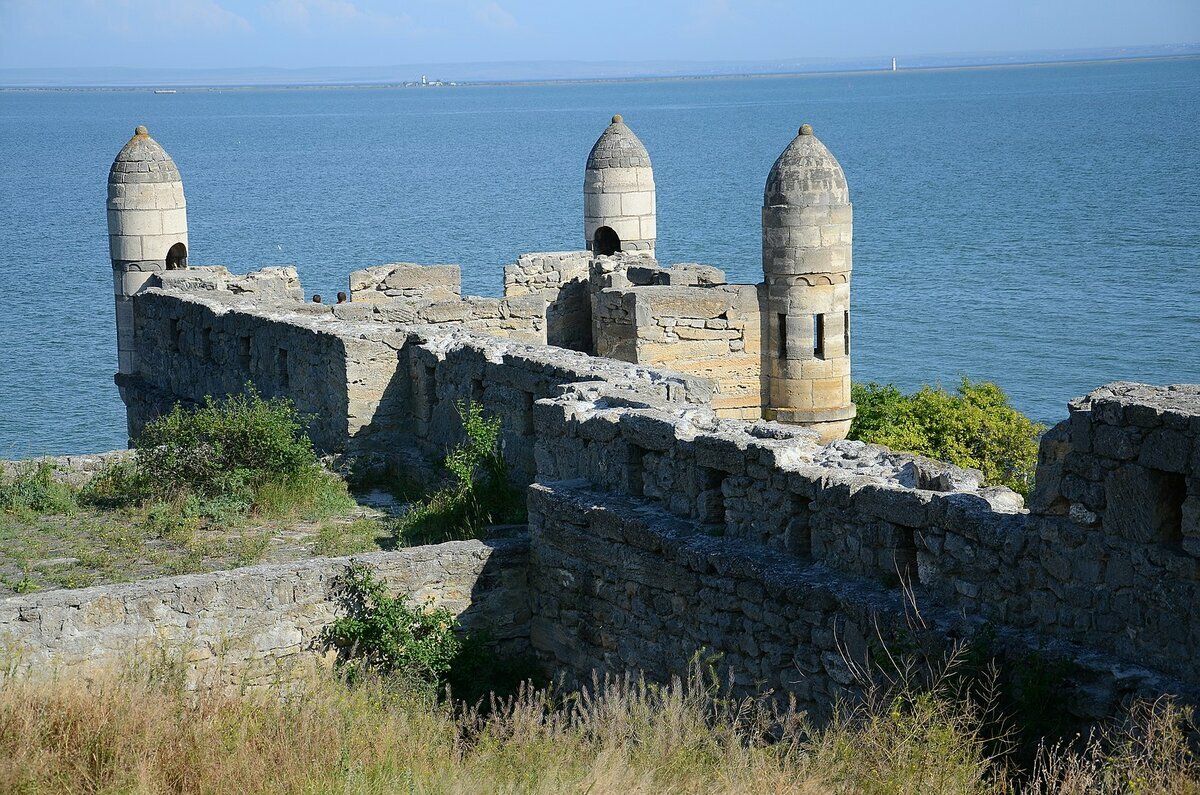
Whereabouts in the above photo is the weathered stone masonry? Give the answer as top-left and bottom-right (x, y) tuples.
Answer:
(10, 119), (1192, 716)
(109, 269), (1200, 714)
(0, 539), (529, 688)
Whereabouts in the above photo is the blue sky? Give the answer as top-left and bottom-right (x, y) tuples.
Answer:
(1, 0), (1197, 70)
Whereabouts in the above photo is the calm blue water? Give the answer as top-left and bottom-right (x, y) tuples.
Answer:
(1, 58), (1198, 456)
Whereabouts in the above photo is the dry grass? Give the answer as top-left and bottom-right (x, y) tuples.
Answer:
(0, 663), (1195, 795)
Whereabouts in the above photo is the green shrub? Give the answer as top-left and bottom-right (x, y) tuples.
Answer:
(849, 378), (1045, 497)
(395, 400), (525, 546)
(0, 460), (77, 516)
(79, 459), (146, 509)
(136, 386), (316, 500)
(323, 565), (462, 690)
(85, 386), (356, 522)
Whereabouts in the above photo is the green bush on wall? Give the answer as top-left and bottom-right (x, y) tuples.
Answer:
(85, 385), (354, 520)
(849, 378), (1045, 497)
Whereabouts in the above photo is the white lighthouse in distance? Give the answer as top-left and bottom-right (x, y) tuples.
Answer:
(891, 57), (898, 72)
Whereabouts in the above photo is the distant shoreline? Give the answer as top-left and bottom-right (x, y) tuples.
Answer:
(1, 52), (1196, 93)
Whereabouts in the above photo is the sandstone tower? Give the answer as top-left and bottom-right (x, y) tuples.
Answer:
(584, 115), (656, 255)
(762, 124), (855, 441)
(107, 125), (189, 376)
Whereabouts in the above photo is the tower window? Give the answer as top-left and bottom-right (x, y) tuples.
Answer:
(169, 318), (182, 353)
(277, 349), (289, 387)
(592, 226), (621, 256)
(239, 336), (251, 370)
(813, 314), (825, 359)
(844, 310), (850, 356)
(166, 242), (187, 270)
(777, 313), (788, 359)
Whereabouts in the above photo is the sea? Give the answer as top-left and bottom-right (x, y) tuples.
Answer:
(0, 57), (1197, 457)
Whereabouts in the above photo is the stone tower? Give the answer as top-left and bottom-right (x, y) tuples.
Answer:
(584, 115), (656, 256)
(762, 124), (855, 442)
(107, 125), (189, 376)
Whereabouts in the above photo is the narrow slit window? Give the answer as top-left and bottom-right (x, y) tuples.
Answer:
(169, 318), (181, 353)
(700, 467), (726, 526)
(627, 444), (647, 497)
(522, 392), (535, 435)
(777, 313), (788, 359)
(421, 365), (437, 420)
(239, 336), (251, 370)
(843, 310), (850, 356)
(201, 328), (213, 361)
(813, 313), (825, 359)
(277, 349), (289, 387)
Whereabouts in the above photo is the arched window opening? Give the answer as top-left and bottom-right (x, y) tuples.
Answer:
(593, 226), (621, 256)
(166, 242), (188, 270)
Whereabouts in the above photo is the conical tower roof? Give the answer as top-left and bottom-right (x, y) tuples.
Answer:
(108, 125), (182, 185)
(763, 124), (848, 207)
(586, 115), (652, 170)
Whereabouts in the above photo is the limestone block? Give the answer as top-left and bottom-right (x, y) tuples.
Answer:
(620, 190), (654, 217)
(585, 192), (623, 217)
(639, 215), (657, 242)
(138, 233), (186, 263)
(607, 216), (642, 243)
(109, 235), (143, 261)
(107, 208), (162, 237)
(1138, 428), (1192, 473)
(811, 377), (848, 409)
(160, 207), (189, 235)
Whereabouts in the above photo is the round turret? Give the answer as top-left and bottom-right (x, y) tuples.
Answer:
(761, 124), (855, 442)
(107, 125), (189, 376)
(583, 115), (656, 255)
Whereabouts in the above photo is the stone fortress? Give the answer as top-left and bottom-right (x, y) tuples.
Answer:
(2, 118), (1196, 721)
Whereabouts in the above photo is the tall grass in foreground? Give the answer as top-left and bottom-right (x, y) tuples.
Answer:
(0, 665), (1194, 794)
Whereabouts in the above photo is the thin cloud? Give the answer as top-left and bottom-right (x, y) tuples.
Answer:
(82, 0), (252, 33)
(472, 1), (517, 31)
(265, 0), (416, 32)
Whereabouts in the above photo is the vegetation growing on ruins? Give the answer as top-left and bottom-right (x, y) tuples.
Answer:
(0, 391), (389, 594)
(121, 386), (355, 519)
(849, 378), (1045, 497)
(0, 394), (528, 594)
(323, 565), (463, 690)
(0, 655), (1195, 794)
(392, 400), (526, 546)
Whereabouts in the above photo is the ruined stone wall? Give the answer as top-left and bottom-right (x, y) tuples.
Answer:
(530, 387), (1200, 692)
(0, 539), (530, 690)
(1, 450), (131, 486)
(527, 479), (1197, 721)
(349, 263), (462, 303)
(593, 283), (763, 420)
(118, 274), (1199, 708)
(124, 285), (714, 481)
(330, 294), (550, 346)
(123, 290), (359, 449)
(503, 251), (594, 351)
(397, 330), (712, 485)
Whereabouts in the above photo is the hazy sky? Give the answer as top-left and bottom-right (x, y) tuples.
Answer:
(1, 0), (1198, 70)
